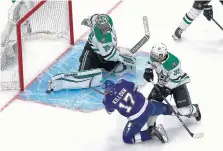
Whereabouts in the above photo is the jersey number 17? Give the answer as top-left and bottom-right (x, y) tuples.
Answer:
(119, 92), (135, 113)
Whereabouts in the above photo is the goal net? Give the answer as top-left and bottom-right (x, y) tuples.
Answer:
(0, 0), (74, 91)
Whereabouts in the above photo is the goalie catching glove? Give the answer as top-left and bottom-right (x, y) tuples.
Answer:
(118, 51), (136, 67)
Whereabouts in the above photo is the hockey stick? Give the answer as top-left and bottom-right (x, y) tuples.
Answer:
(89, 76), (106, 95)
(150, 79), (204, 139)
(100, 16), (150, 83)
(211, 17), (223, 31)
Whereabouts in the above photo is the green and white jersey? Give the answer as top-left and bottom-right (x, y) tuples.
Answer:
(147, 52), (190, 89)
(87, 14), (119, 62)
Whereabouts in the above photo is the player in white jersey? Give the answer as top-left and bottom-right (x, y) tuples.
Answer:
(46, 14), (136, 93)
(172, 0), (223, 40)
(79, 14), (135, 72)
(143, 43), (201, 121)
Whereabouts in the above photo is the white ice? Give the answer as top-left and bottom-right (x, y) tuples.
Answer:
(0, 0), (222, 150)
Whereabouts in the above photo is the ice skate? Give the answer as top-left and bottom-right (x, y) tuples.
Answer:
(172, 27), (183, 40)
(180, 104), (201, 121)
(148, 124), (168, 143)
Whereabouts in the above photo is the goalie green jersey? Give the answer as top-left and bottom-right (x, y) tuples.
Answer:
(147, 52), (190, 89)
(87, 14), (119, 62)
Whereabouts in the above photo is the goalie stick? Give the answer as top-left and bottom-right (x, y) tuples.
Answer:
(100, 16), (150, 83)
(150, 79), (204, 139)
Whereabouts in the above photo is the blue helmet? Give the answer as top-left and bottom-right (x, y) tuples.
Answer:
(102, 80), (115, 93)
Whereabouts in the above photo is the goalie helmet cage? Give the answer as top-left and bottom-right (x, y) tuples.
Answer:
(0, 0), (74, 91)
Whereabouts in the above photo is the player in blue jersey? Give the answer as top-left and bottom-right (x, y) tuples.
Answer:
(102, 79), (173, 144)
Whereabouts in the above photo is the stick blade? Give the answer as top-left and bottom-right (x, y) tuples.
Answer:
(193, 132), (204, 139)
(143, 16), (150, 38)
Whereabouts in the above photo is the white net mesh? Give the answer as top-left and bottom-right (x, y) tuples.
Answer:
(0, 0), (72, 90)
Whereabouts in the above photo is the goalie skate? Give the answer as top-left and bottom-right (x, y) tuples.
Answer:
(148, 124), (168, 143)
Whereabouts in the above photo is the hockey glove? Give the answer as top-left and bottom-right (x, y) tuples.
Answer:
(203, 5), (213, 21)
(143, 68), (154, 82)
(118, 52), (136, 67)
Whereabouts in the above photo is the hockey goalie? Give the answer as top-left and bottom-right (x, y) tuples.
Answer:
(46, 14), (137, 93)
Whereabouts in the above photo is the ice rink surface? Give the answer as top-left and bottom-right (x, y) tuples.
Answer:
(0, 0), (223, 151)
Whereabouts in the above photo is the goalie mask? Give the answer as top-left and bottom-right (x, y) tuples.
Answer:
(95, 14), (112, 34)
(150, 43), (168, 62)
(102, 80), (115, 93)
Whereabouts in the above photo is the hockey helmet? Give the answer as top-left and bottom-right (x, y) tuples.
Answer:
(150, 43), (168, 62)
(95, 14), (112, 34)
(102, 80), (115, 93)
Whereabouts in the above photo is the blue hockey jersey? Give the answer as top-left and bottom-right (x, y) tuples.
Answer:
(103, 79), (146, 118)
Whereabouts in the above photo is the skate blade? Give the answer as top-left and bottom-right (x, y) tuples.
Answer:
(157, 124), (169, 143)
(172, 35), (179, 40)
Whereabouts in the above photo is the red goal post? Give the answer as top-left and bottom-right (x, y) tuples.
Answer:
(0, 0), (74, 91)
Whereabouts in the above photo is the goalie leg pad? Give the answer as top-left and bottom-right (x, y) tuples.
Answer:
(49, 69), (103, 91)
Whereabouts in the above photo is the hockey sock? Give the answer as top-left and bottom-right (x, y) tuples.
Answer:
(179, 7), (202, 31)
(134, 130), (153, 143)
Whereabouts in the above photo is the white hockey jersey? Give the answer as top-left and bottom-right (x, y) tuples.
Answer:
(83, 14), (135, 66)
(86, 14), (119, 62)
(147, 52), (190, 89)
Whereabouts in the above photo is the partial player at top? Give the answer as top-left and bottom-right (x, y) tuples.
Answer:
(172, 0), (223, 40)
